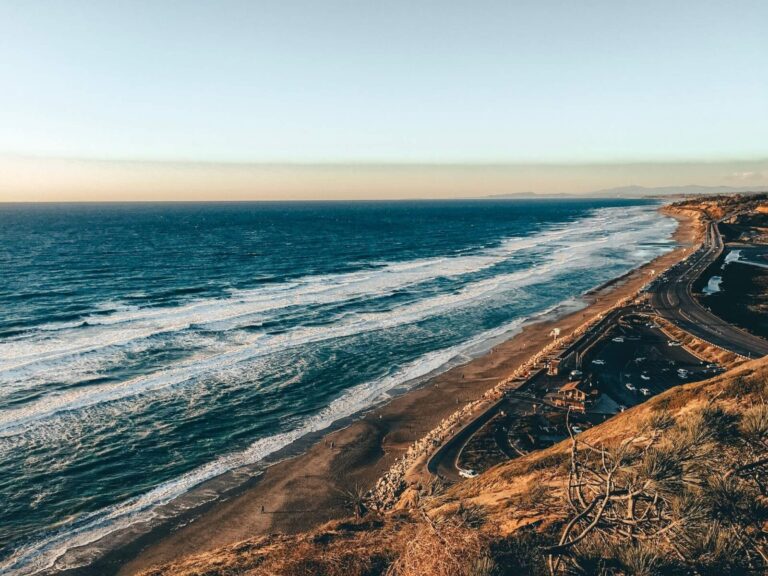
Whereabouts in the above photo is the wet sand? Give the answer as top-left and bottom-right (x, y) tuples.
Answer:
(105, 209), (699, 575)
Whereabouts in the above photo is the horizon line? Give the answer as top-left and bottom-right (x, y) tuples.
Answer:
(5, 191), (767, 205)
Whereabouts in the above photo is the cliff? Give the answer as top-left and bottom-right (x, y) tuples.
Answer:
(140, 355), (768, 576)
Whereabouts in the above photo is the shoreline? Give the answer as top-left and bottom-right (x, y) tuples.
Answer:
(56, 207), (700, 576)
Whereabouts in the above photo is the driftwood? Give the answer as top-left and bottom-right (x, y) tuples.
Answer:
(546, 403), (768, 575)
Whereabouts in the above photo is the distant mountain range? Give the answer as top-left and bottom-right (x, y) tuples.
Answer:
(488, 185), (768, 199)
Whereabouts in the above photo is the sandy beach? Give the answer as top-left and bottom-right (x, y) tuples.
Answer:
(88, 208), (700, 576)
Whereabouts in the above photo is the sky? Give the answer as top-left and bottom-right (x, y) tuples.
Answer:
(0, 1), (766, 200)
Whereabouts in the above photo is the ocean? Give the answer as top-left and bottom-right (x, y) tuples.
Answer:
(0, 199), (677, 574)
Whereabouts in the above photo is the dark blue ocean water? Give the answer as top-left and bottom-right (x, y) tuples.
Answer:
(0, 199), (676, 573)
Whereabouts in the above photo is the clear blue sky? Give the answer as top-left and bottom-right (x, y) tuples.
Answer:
(0, 0), (766, 164)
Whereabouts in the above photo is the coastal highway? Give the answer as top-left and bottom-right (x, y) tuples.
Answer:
(649, 220), (768, 358)
(427, 397), (509, 482)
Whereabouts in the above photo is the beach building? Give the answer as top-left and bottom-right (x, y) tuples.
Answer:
(550, 380), (598, 413)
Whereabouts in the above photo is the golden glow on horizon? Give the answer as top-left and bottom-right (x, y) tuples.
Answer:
(1, 156), (767, 202)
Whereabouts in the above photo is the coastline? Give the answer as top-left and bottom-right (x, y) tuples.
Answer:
(58, 207), (700, 576)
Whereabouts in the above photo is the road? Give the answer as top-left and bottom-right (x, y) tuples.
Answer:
(649, 220), (768, 358)
(426, 397), (509, 482)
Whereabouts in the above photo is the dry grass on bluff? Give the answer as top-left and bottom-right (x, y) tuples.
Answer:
(671, 193), (768, 222)
(141, 358), (768, 576)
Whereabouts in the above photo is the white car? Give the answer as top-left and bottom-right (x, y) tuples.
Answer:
(591, 359), (605, 365)
(668, 340), (682, 347)
(626, 383), (637, 391)
(612, 336), (625, 343)
(640, 388), (650, 396)
(458, 469), (478, 479)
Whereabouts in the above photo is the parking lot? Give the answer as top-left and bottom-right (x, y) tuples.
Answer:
(580, 314), (720, 410)
(456, 312), (723, 475)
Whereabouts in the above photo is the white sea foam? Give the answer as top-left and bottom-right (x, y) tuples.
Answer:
(0, 317), (527, 576)
(0, 205), (662, 385)
(0, 234), (537, 372)
(0, 207), (674, 434)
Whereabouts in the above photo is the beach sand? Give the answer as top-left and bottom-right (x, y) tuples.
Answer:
(108, 209), (700, 575)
